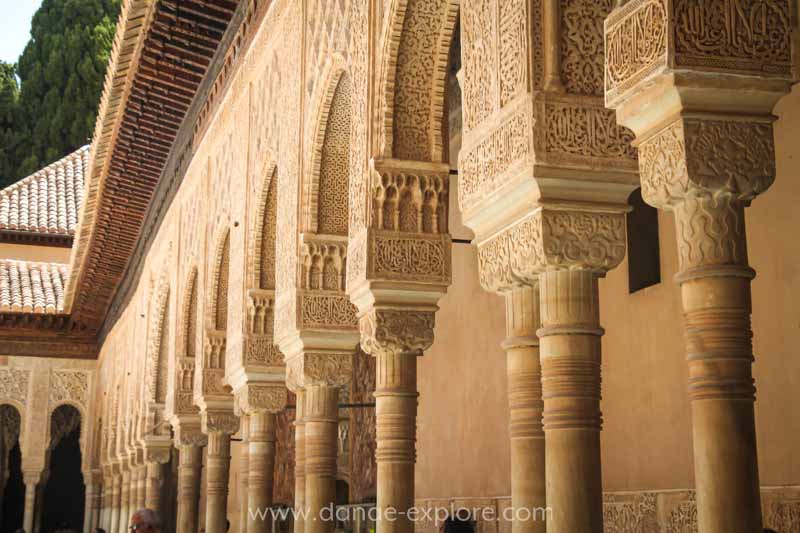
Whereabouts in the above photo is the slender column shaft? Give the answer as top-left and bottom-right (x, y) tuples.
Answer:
(304, 385), (339, 533)
(92, 480), (104, 529)
(109, 474), (122, 533)
(293, 390), (306, 533)
(22, 476), (37, 533)
(240, 416), (250, 533)
(539, 269), (603, 533)
(503, 286), (546, 533)
(120, 469), (132, 533)
(673, 197), (762, 532)
(135, 465), (146, 510)
(176, 445), (203, 533)
(84, 482), (96, 533)
(375, 351), (417, 533)
(145, 462), (165, 516)
(99, 479), (110, 531)
(248, 412), (277, 533)
(205, 431), (232, 533)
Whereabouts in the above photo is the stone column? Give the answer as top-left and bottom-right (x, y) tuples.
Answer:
(120, 466), (132, 533)
(135, 464), (147, 510)
(177, 444), (204, 533)
(109, 473), (122, 533)
(604, 2), (794, 530)
(247, 411), (277, 533)
(360, 309), (437, 533)
(503, 286), (545, 533)
(145, 462), (165, 515)
(539, 269), (604, 532)
(303, 385), (339, 533)
(293, 390), (307, 533)
(205, 431), (233, 533)
(84, 479), (98, 533)
(99, 475), (111, 530)
(239, 415), (250, 533)
(22, 471), (38, 533)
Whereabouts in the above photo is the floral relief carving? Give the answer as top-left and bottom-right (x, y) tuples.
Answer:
(764, 498), (800, 532)
(561, 0), (613, 96)
(602, 492), (659, 532)
(359, 308), (435, 356)
(605, 0), (668, 100)
(202, 410), (240, 435)
(639, 119), (775, 209)
(301, 352), (353, 387)
(0, 368), (29, 406)
(542, 211), (627, 270)
(240, 384), (287, 413)
(477, 210), (626, 293)
(49, 370), (88, 408)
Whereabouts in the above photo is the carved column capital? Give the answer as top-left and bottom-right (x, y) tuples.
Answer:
(638, 117), (776, 210)
(235, 383), (288, 415)
(477, 208), (627, 293)
(285, 351), (353, 388)
(359, 308), (435, 357)
(201, 410), (240, 436)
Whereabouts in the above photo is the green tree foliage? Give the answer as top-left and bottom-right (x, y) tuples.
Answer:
(3, 0), (119, 185)
(0, 62), (23, 181)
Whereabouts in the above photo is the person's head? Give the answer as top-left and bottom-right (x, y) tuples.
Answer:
(130, 509), (160, 532)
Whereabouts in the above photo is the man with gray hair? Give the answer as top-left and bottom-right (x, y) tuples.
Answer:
(129, 509), (161, 532)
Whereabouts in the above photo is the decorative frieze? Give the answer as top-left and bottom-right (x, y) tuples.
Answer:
(300, 293), (358, 330)
(605, 0), (793, 107)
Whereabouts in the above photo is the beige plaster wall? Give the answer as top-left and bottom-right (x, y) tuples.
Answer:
(415, 84), (800, 499)
(0, 242), (71, 263)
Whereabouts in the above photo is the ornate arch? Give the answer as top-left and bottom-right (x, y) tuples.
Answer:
(0, 403), (22, 450)
(377, 0), (460, 163)
(208, 228), (231, 332)
(248, 163), (278, 290)
(48, 403), (85, 467)
(304, 55), (350, 234)
(147, 271), (171, 406)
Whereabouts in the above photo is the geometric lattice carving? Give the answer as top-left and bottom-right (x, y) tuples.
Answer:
(317, 74), (351, 236)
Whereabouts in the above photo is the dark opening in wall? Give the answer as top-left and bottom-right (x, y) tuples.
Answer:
(626, 188), (661, 293)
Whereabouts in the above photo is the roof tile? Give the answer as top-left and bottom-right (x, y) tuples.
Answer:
(0, 147), (89, 236)
(0, 260), (68, 314)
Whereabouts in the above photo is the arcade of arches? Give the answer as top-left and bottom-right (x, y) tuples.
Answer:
(0, 1), (799, 533)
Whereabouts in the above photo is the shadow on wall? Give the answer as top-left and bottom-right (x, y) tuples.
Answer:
(41, 427), (85, 532)
(1, 443), (24, 533)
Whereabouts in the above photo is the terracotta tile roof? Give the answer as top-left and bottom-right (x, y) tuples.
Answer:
(0, 260), (68, 314)
(0, 146), (89, 236)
